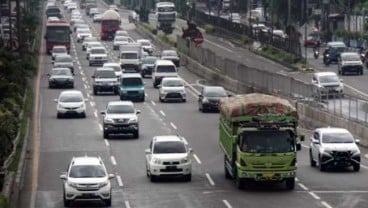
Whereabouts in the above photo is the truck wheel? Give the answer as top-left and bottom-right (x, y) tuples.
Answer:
(285, 178), (295, 190)
(235, 173), (245, 189)
(224, 155), (232, 179)
(309, 150), (316, 167)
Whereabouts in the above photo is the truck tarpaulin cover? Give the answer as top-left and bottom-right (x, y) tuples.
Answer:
(219, 93), (297, 119)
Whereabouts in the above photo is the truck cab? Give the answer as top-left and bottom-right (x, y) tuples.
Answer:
(155, 2), (176, 34)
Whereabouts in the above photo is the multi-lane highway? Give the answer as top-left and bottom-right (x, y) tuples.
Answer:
(21, 1), (368, 208)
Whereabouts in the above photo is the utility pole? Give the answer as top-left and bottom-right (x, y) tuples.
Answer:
(305, 0), (308, 68)
(287, 0), (291, 26)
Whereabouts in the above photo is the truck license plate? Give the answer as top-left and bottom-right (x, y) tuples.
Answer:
(263, 173), (274, 178)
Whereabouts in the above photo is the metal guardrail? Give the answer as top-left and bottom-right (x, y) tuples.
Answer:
(177, 36), (368, 126)
(193, 10), (302, 57)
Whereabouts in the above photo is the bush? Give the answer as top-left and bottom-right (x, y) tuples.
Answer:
(204, 24), (215, 34)
(0, 194), (7, 208)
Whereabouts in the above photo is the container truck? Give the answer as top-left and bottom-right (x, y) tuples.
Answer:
(219, 93), (304, 190)
(155, 2), (176, 34)
(100, 9), (121, 40)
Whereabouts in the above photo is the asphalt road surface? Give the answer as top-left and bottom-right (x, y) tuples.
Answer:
(23, 1), (368, 208)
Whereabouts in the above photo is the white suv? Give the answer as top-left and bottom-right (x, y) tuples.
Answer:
(152, 60), (178, 88)
(312, 72), (343, 98)
(145, 135), (192, 182)
(309, 127), (361, 172)
(158, 77), (186, 102)
(89, 46), (108, 66)
(59, 156), (115, 207)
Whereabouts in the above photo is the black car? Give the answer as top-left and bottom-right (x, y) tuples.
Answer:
(91, 68), (119, 95)
(48, 68), (74, 88)
(198, 86), (228, 112)
(139, 56), (158, 78)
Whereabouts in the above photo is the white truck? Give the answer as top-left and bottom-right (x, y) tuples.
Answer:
(119, 42), (142, 70)
(155, 2), (176, 34)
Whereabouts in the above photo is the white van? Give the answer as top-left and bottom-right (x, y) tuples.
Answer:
(152, 60), (178, 88)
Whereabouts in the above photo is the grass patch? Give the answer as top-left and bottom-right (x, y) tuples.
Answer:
(157, 34), (176, 47)
(204, 24), (215, 34)
(257, 45), (302, 71)
(0, 194), (7, 208)
(8, 88), (33, 172)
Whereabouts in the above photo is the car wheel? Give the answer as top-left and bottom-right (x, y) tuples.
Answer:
(353, 164), (360, 172)
(104, 196), (112, 207)
(361, 69), (364, 75)
(341, 69), (345, 75)
(182, 99), (186, 103)
(133, 130), (139, 139)
(150, 175), (157, 182)
(184, 174), (191, 182)
(141, 73), (145, 78)
(318, 155), (326, 172)
(141, 97), (145, 102)
(70, 84), (74, 89)
(159, 96), (164, 102)
(285, 178), (295, 190)
(81, 112), (86, 118)
(93, 88), (98, 95)
(57, 113), (62, 119)
(89, 62), (92, 66)
(309, 150), (316, 167)
(103, 130), (109, 139)
(63, 192), (71, 207)
(146, 165), (150, 177)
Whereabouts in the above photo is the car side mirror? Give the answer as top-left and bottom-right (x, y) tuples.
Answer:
(157, 84), (161, 88)
(145, 149), (151, 154)
(198, 94), (203, 98)
(54, 99), (58, 103)
(59, 174), (67, 180)
(340, 79), (343, 82)
(312, 80), (317, 84)
(227, 94), (233, 97)
(312, 139), (320, 144)
(355, 139), (360, 144)
(188, 148), (193, 154)
(100, 111), (106, 115)
(300, 135), (305, 141)
(136, 110), (141, 115)
(91, 75), (95, 78)
(108, 174), (115, 179)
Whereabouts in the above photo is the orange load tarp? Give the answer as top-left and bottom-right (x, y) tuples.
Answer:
(219, 93), (297, 120)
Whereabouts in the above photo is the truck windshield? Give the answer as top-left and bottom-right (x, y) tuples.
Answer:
(240, 131), (294, 153)
(46, 26), (70, 42)
(158, 7), (175, 12)
(121, 53), (137, 59)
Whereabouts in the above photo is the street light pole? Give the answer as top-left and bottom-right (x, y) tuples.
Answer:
(305, 0), (308, 68)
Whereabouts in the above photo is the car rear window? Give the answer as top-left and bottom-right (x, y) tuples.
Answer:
(121, 77), (142, 86)
(156, 65), (176, 73)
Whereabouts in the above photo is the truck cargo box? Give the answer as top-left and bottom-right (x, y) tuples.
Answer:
(219, 93), (297, 120)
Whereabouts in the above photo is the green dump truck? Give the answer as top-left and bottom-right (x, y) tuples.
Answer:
(219, 93), (304, 190)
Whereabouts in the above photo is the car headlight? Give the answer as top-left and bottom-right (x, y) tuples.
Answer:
(181, 157), (189, 163)
(49, 78), (55, 81)
(202, 98), (209, 103)
(77, 104), (84, 108)
(180, 89), (186, 94)
(128, 117), (137, 123)
(98, 181), (108, 188)
(152, 157), (161, 164)
(104, 118), (114, 124)
(121, 90), (127, 94)
(67, 181), (78, 188)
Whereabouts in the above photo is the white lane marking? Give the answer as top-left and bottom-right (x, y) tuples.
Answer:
(82, 77), (86, 82)
(159, 110), (166, 117)
(78, 65), (82, 70)
(77, 61), (80, 65)
(94, 111), (98, 118)
(151, 100), (156, 106)
(295, 177), (299, 182)
(145, 93), (148, 97)
(313, 190), (368, 193)
(302, 144), (309, 148)
(193, 154), (202, 164)
(170, 122), (177, 130)
(179, 76), (200, 96)
(87, 93), (90, 98)
(90, 101), (95, 107)
(104, 139), (110, 147)
(99, 124), (103, 131)
(84, 84), (88, 89)
(116, 175), (123, 187)
(298, 183), (309, 191)
(308, 191), (320, 200)
(110, 156), (117, 165)
(205, 173), (215, 186)
(321, 201), (333, 208)
(124, 201), (131, 208)
(222, 200), (232, 208)
(204, 39), (234, 53)
(365, 154), (368, 159)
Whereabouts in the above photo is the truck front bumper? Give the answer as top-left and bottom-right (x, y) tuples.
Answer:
(238, 170), (296, 181)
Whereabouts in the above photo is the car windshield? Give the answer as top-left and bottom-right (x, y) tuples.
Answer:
(56, 56), (72, 62)
(91, 48), (106, 54)
(69, 165), (106, 178)
(343, 54), (360, 61)
(158, 7), (175, 12)
(116, 31), (128, 36)
(153, 141), (186, 154)
(163, 80), (183, 87)
(204, 87), (227, 97)
(95, 70), (115, 78)
(121, 77), (142, 86)
(240, 131), (295, 153)
(162, 51), (177, 56)
(121, 53), (137, 59)
(319, 75), (339, 83)
(60, 94), (83, 102)
(115, 37), (128, 41)
(51, 68), (71, 75)
(322, 132), (354, 143)
(156, 65), (176, 73)
(107, 104), (134, 114)
(104, 65), (120, 72)
(142, 57), (157, 64)
(84, 38), (98, 42)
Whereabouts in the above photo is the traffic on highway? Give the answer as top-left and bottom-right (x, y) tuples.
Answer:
(24, 0), (368, 208)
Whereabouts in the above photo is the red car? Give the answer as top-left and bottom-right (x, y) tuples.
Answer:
(304, 30), (321, 47)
